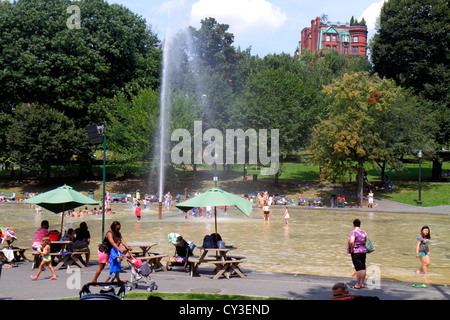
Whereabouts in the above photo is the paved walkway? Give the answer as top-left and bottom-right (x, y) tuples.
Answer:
(319, 196), (449, 215)
(0, 259), (448, 300)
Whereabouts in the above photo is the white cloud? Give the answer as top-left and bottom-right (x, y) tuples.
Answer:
(189, 0), (287, 37)
(359, 0), (386, 34)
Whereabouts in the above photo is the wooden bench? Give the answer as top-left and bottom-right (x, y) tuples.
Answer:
(209, 258), (246, 280)
(141, 253), (168, 272)
(188, 255), (219, 277)
(11, 247), (30, 262)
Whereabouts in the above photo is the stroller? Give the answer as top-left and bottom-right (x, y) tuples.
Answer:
(166, 233), (195, 272)
(126, 255), (158, 292)
(79, 282), (126, 300)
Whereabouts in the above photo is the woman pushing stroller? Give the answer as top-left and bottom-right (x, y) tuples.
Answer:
(92, 221), (132, 283)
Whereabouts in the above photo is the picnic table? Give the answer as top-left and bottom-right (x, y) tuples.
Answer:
(127, 242), (168, 272)
(188, 247), (246, 280)
(127, 241), (157, 257)
(31, 241), (87, 271)
(1, 246), (30, 262)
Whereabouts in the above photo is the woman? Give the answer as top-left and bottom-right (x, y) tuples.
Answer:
(416, 226), (431, 275)
(32, 220), (49, 250)
(73, 222), (91, 266)
(92, 221), (132, 282)
(347, 219), (367, 289)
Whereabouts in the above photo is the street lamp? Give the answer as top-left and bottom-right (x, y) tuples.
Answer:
(417, 150), (422, 205)
(213, 153), (218, 188)
(86, 123), (107, 238)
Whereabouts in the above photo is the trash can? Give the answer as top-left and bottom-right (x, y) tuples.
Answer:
(88, 189), (94, 199)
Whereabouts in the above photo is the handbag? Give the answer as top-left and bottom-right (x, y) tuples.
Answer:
(365, 237), (375, 253)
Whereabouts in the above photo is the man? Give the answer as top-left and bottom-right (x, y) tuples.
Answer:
(330, 283), (354, 300)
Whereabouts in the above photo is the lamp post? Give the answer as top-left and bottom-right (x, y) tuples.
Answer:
(213, 153), (218, 188)
(86, 123), (107, 238)
(417, 150), (422, 205)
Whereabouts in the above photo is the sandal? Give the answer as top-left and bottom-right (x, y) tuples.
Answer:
(30, 275), (38, 280)
(49, 276), (57, 280)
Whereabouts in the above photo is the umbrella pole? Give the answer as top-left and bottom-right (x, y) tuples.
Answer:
(60, 204), (65, 236)
(214, 206), (217, 236)
(214, 206), (218, 259)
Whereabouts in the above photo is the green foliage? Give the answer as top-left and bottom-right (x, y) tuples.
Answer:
(103, 87), (160, 163)
(6, 104), (78, 179)
(0, 0), (160, 113)
(370, 0), (449, 149)
(0, 0), (161, 177)
(309, 72), (428, 203)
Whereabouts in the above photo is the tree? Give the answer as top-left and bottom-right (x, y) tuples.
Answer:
(309, 72), (425, 204)
(95, 87), (160, 176)
(371, 0), (449, 103)
(371, 0), (450, 180)
(236, 54), (316, 155)
(0, 0), (161, 177)
(7, 104), (78, 180)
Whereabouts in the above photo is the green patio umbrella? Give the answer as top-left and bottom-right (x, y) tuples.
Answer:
(24, 185), (99, 234)
(175, 187), (252, 236)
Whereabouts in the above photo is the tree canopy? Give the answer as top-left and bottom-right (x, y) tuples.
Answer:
(371, 0), (449, 180)
(309, 72), (436, 204)
(0, 0), (161, 177)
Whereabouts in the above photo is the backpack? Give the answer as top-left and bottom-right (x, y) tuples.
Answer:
(202, 235), (216, 248)
(139, 261), (151, 277)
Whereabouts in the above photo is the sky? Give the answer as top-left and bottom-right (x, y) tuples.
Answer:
(107, 0), (387, 57)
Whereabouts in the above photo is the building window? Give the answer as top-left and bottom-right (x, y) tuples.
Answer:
(344, 47), (348, 54)
(326, 35), (330, 41)
(353, 46), (358, 55)
(353, 36), (359, 42)
(332, 35), (337, 42)
(342, 35), (350, 42)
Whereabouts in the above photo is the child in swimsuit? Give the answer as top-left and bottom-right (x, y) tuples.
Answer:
(31, 237), (56, 280)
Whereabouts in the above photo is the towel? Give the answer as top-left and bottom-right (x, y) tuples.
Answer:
(1, 249), (14, 262)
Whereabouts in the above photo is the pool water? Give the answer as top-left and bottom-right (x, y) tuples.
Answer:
(1, 202), (448, 285)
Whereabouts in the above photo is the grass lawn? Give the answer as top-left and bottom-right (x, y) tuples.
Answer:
(127, 292), (284, 300)
(1, 159), (448, 207)
(66, 292), (285, 300)
(375, 182), (450, 207)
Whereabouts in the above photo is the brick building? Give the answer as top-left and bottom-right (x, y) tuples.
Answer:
(298, 17), (368, 56)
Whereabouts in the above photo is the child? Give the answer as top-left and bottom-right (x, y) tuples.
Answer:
(106, 236), (128, 283)
(31, 237), (56, 280)
(284, 206), (290, 225)
(135, 202), (141, 222)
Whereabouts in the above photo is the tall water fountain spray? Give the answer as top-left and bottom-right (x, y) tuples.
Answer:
(157, 13), (209, 219)
(157, 35), (173, 219)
